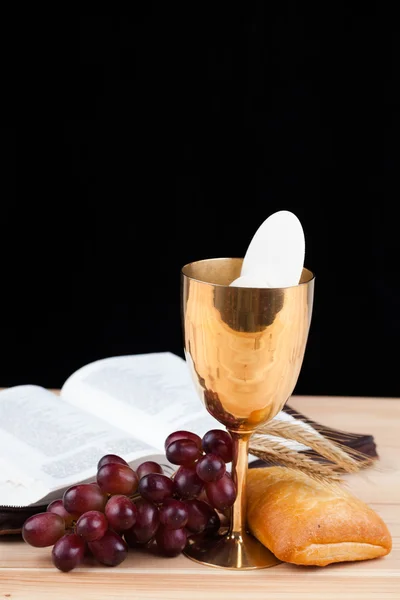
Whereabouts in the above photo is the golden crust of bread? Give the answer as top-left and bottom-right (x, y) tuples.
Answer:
(247, 467), (392, 566)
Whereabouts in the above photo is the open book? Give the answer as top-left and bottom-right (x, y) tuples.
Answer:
(0, 352), (316, 510)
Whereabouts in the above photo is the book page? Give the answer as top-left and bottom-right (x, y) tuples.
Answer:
(60, 353), (210, 448)
(0, 385), (160, 507)
(60, 352), (310, 462)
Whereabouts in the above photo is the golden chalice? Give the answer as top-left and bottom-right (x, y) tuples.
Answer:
(181, 258), (315, 569)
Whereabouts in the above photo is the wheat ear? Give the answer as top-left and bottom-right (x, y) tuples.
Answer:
(248, 438), (343, 484)
(254, 420), (374, 473)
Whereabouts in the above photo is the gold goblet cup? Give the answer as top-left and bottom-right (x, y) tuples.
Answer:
(181, 258), (315, 570)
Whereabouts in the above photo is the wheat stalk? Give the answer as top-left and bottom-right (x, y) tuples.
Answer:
(253, 419), (374, 473)
(248, 438), (343, 484)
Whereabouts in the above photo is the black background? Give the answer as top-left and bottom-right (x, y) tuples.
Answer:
(2, 8), (399, 397)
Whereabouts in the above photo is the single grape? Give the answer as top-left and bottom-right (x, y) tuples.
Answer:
(105, 495), (137, 531)
(203, 506), (221, 537)
(123, 530), (140, 548)
(97, 454), (129, 470)
(63, 484), (107, 515)
(173, 465), (204, 500)
(124, 498), (159, 545)
(202, 430), (233, 463)
(164, 430), (202, 451)
(205, 474), (236, 510)
(89, 529), (128, 566)
(166, 439), (203, 466)
(138, 473), (174, 504)
(137, 461), (164, 480)
(76, 510), (108, 542)
(184, 499), (214, 534)
(97, 463), (139, 495)
(52, 533), (86, 572)
(195, 453), (226, 482)
(155, 526), (187, 557)
(159, 498), (188, 530)
(47, 499), (79, 528)
(22, 512), (65, 547)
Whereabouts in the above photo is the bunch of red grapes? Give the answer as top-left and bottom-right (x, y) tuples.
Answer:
(22, 428), (236, 572)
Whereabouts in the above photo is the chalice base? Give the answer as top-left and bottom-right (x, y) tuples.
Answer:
(183, 530), (281, 570)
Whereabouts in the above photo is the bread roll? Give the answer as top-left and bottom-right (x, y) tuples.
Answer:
(247, 467), (392, 566)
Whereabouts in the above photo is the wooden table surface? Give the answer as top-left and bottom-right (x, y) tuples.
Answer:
(0, 395), (399, 599)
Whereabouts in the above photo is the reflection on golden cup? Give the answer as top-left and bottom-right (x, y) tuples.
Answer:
(181, 258), (315, 569)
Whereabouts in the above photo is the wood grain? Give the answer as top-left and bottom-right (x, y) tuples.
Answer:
(1, 395), (399, 599)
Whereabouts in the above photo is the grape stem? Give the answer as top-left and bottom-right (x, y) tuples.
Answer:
(227, 432), (250, 540)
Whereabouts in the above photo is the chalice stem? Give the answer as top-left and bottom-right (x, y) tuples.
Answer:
(228, 431), (251, 539)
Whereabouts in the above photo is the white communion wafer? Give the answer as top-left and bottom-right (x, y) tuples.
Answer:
(237, 210), (305, 288)
(229, 274), (273, 288)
